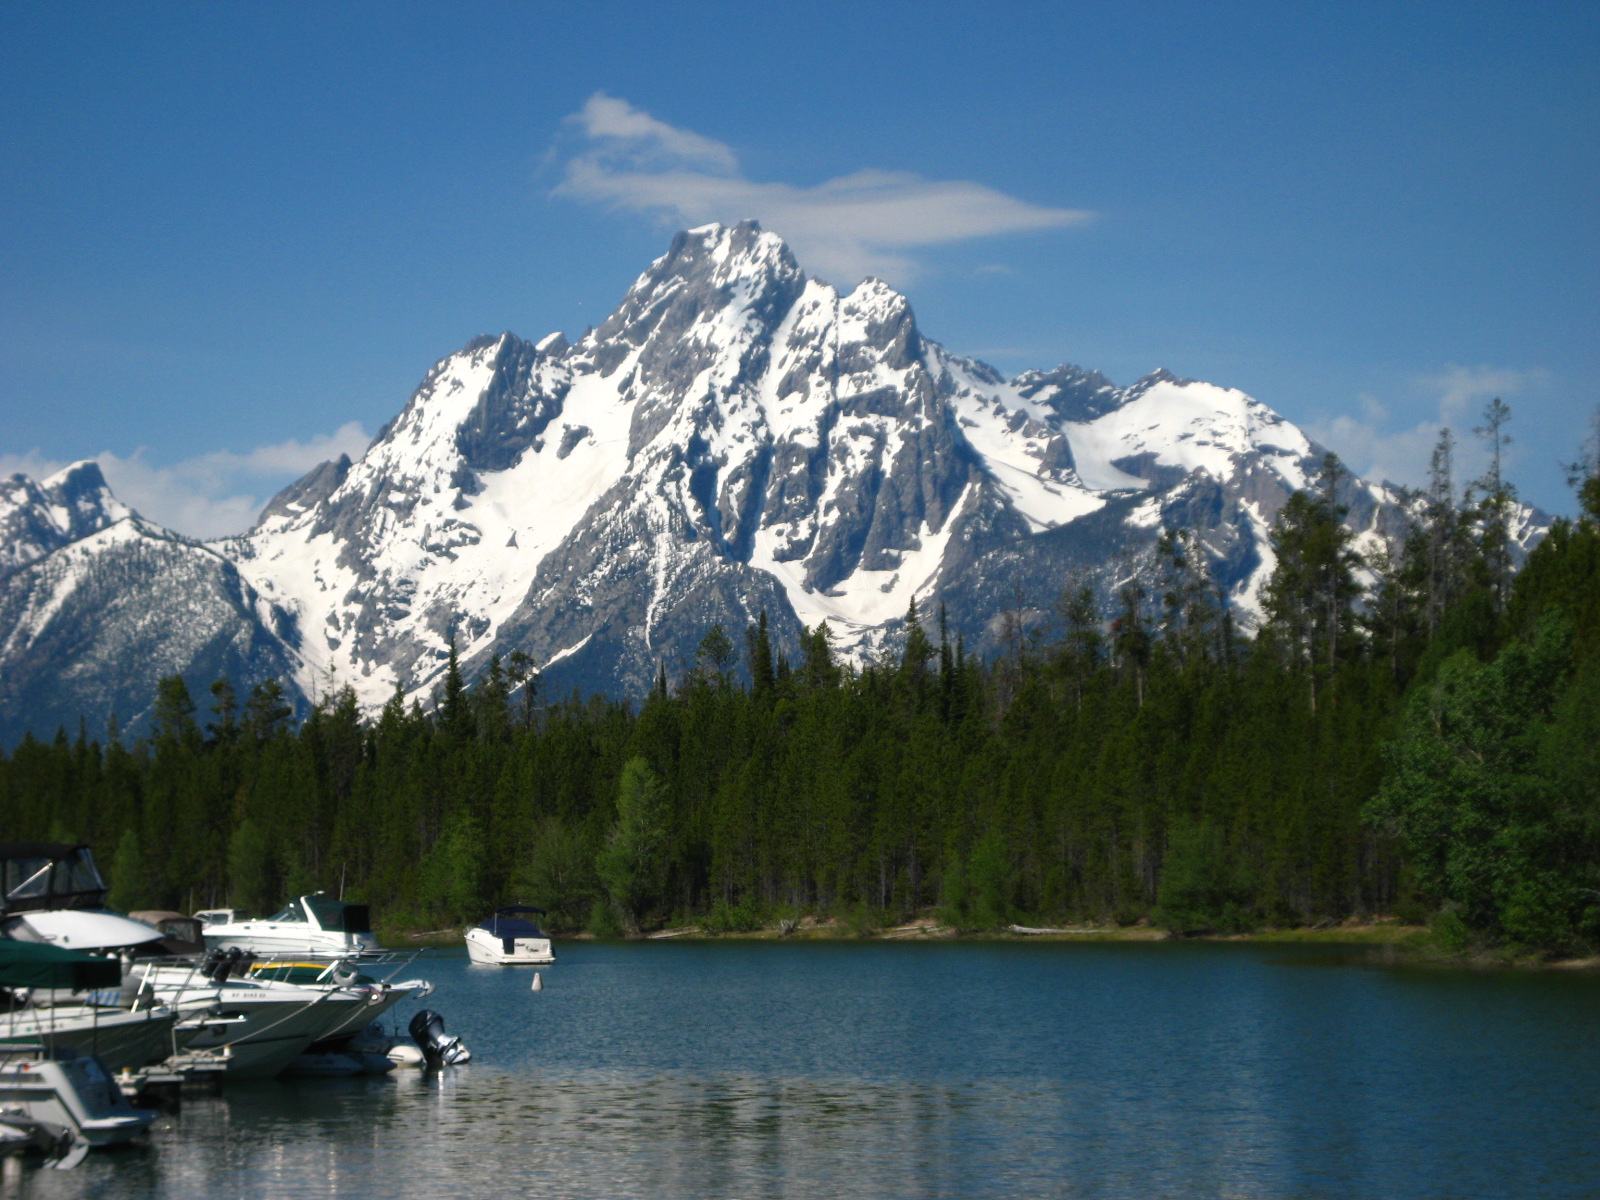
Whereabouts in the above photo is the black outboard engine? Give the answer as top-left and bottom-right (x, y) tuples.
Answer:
(408, 1009), (471, 1067)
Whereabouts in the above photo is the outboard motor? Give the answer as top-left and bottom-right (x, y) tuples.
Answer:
(408, 1009), (471, 1067)
(206, 946), (245, 983)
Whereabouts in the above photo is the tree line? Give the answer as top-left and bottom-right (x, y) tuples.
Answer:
(2, 406), (1596, 952)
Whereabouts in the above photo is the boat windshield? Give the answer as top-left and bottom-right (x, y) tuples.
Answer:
(266, 900), (308, 923)
(0, 845), (108, 914)
(485, 915), (543, 937)
(303, 894), (371, 934)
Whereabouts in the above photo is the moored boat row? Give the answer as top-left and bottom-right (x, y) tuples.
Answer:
(0, 841), (492, 1172)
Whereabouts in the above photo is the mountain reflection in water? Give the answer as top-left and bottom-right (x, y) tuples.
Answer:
(17, 942), (1600, 1200)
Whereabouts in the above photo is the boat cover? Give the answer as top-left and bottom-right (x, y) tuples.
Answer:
(0, 941), (121, 990)
(481, 914), (543, 938)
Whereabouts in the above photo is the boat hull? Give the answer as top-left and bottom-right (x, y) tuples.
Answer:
(174, 993), (377, 1080)
(464, 927), (554, 965)
(0, 1006), (177, 1073)
(138, 962), (435, 1079)
(0, 1053), (155, 1146)
(199, 929), (378, 957)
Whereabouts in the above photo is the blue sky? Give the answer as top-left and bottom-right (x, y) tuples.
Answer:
(2, 1), (1595, 534)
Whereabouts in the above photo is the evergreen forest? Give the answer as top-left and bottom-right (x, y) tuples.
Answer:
(3, 417), (1597, 955)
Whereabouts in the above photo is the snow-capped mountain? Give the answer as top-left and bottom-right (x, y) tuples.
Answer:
(0, 222), (1547, 742)
(0, 463), (302, 740)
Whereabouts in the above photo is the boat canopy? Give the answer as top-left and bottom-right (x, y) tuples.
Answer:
(482, 906), (545, 937)
(0, 940), (121, 990)
(0, 844), (108, 914)
(264, 893), (373, 934)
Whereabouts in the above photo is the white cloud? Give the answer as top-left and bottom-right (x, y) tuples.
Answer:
(1420, 364), (1549, 431)
(0, 449), (68, 486)
(0, 422), (370, 541)
(1309, 365), (1547, 494)
(570, 92), (738, 173)
(552, 93), (1091, 284)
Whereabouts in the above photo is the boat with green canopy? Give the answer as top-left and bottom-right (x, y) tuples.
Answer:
(0, 940), (177, 1072)
(0, 942), (157, 1152)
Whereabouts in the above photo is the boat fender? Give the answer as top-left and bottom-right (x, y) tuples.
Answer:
(386, 1043), (425, 1067)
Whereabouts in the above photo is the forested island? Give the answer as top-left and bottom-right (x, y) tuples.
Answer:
(3, 433), (1597, 957)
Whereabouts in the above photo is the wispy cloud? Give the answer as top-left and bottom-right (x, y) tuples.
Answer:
(0, 422), (370, 541)
(551, 93), (1091, 284)
(1308, 365), (1548, 493)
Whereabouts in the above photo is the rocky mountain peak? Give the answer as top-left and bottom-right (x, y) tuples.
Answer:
(592, 222), (803, 354)
(0, 460), (134, 577)
(255, 454), (353, 529)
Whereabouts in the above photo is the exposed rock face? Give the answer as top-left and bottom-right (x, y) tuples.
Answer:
(0, 222), (1550, 742)
(0, 517), (302, 741)
(0, 462), (133, 577)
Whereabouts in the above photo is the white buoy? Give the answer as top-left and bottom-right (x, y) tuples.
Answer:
(531, 971), (543, 992)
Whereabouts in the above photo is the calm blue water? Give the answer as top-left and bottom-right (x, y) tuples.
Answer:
(17, 941), (1600, 1199)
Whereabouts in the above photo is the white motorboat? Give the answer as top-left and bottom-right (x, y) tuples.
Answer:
(193, 893), (381, 957)
(0, 941), (154, 1152)
(465, 907), (554, 965)
(0, 1046), (155, 1148)
(133, 954), (433, 1079)
(241, 957), (435, 1042)
(0, 936), (177, 1072)
(0, 843), (164, 953)
(0, 1001), (177, 1074)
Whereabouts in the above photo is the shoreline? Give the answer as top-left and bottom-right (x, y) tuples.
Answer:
(383, 918), (1600, 971)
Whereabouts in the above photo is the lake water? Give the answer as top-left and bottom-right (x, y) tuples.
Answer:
(14, 940), (1600, 1199)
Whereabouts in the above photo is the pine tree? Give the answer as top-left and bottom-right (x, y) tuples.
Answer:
(596, 757), (669, 934)
(1112, 576), (1150, 708)
(696, 624), (736, 688)
(245, 679), (294, 742)
(1263, 454), (1362, 710)
(507, 650), (541, 729)
(1472, 398), (1517, 612)
(440, 635), (468, 735)
(899, 598), (935, 699)
(746, 611), (775, 697)
(207, 679), (239, 747)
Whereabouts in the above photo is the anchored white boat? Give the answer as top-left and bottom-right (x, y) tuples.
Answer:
(465, 907), (554, 965)
(194, 893), (381, 957)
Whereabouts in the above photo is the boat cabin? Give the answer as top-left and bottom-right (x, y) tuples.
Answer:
(127, 911), (205, 955)
(0, 845), (109, 916)
(195, 893), (372, 935)
(481, 906), (545, 946)
(267, 894), (372, 935)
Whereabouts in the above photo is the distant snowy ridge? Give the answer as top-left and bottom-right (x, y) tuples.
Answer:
(0, 222), (1548, 741)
